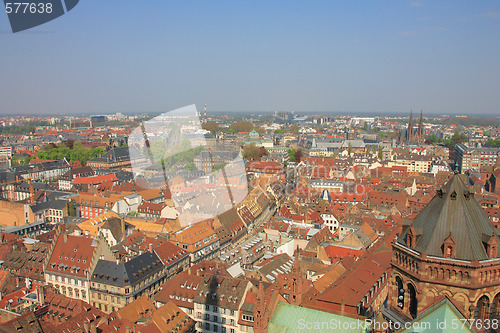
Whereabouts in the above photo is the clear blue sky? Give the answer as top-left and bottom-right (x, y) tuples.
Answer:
(1, 1), (500, 115)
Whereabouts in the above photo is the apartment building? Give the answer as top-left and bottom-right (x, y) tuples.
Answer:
(44, 233), (115, 303)
(455, 143), (500, 173)
(89, 251), (167, 313)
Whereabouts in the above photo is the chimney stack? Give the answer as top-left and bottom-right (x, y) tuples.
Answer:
(121, 218), (125, 241)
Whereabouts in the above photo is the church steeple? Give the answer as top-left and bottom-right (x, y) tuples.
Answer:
(417, 110), (424, 144)
(290, 253), (304, 305)
(407, 110), (414, 143)
(387, 174), (500, 321)
(254, 279), (268, 333)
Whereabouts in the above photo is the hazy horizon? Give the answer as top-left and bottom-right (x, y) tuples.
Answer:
(1, 1), (500, 115)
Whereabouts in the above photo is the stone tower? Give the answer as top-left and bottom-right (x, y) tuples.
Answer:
(407, 111), (414, 143)
(387, 174), (500, 323)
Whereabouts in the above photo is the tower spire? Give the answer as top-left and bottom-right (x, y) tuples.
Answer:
(418, 110), (424, 144)
(407, 110), (414, 143)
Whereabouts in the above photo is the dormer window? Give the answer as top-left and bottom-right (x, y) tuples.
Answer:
(485, 235), (499, 259)
(406, 227), (417, 248)
(443, 234), (456, 259)
(450, 191), (457, 200)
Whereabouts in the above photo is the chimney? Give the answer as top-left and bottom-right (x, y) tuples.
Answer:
(90, 322), (97, 333)
(83, 320), (89, 332)
(149, 243), (153, 253)
(63, 233), (68, 243)
(121, 218), (125, 241)
(37, 286), (45, 305)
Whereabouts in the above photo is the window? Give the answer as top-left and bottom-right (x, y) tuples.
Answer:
(214, 325), (219, 332)
(205, 314), (210, 320)
(205, 304), (210, 311)
(242, 314), (254, 322)
(205, 323), (211, 330)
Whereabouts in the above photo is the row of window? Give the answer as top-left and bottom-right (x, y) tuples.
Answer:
(48, 275), (86, 287)
(49, 283), (86, 299)
(196, 304), (235, 316)
(196, 313), (236, 326)
(198, 322), (235, 333)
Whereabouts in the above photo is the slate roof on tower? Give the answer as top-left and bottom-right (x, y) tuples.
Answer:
(396, 174), (500, 261)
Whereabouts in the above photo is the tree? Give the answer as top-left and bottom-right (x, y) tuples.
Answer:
(23, 155), (32, 165)
(444, 131), (468, 148)
(288, 148), (296, 162)
(67, 201), (76, 217)
(201, 121), (220, 136)
(366, 145), (371, 155)
(289, 125), (300, 133)
(425, 134), (441, 144)
(243, 143), (262, 161)
(486, 139), (500, 147)
(259, 146), (268, 158)
(274, 129), (285, 135)
(230, 121), (254, 133)
(184, 162), (197, 171)
(294, 149), (302, 163)
(378, 146), (383, 160)
(254, 127), (266, 136)
(212, 162), (227, 172)
(348, 142), (352, 156)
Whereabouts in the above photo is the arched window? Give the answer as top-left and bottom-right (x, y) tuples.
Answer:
(396, 276), (404, 309)
(408, 284), (418, 319)
(491, 293), (500, 321)
(475, 295), (490, 322)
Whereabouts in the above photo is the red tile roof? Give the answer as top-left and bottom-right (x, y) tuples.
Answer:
(155, 272), (202, 309)
(324, 244), (365, 262)
(74, 173), (118, 185)
(45, 234), (96, 278)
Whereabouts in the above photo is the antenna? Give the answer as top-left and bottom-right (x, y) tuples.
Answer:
(204, 103), (207, 123)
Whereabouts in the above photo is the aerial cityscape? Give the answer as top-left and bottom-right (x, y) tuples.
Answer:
(0, 109), (499, 333)
(2, 1), (500, 332)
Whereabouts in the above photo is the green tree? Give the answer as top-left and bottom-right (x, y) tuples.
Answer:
(425, 134), (441, 144)
(294, 149), (302, 163)
(243, 143), (262, 161)
(366, 145), (371, 154)
(348, 142), (352, 156)
(67, 201), (76, 217)
(444, 131), (468, 148)
(287, 148), (296, 162)
(230, 121), (254, 133)
(201, 121), (220, 136)
(212, 162), (227, 172)
(378, 146), (383, 159)
(486, 139), (500, 147)
(184, 162), (197, 171)
(274, 129), (285, 135)
(254, 127), (266, 136)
